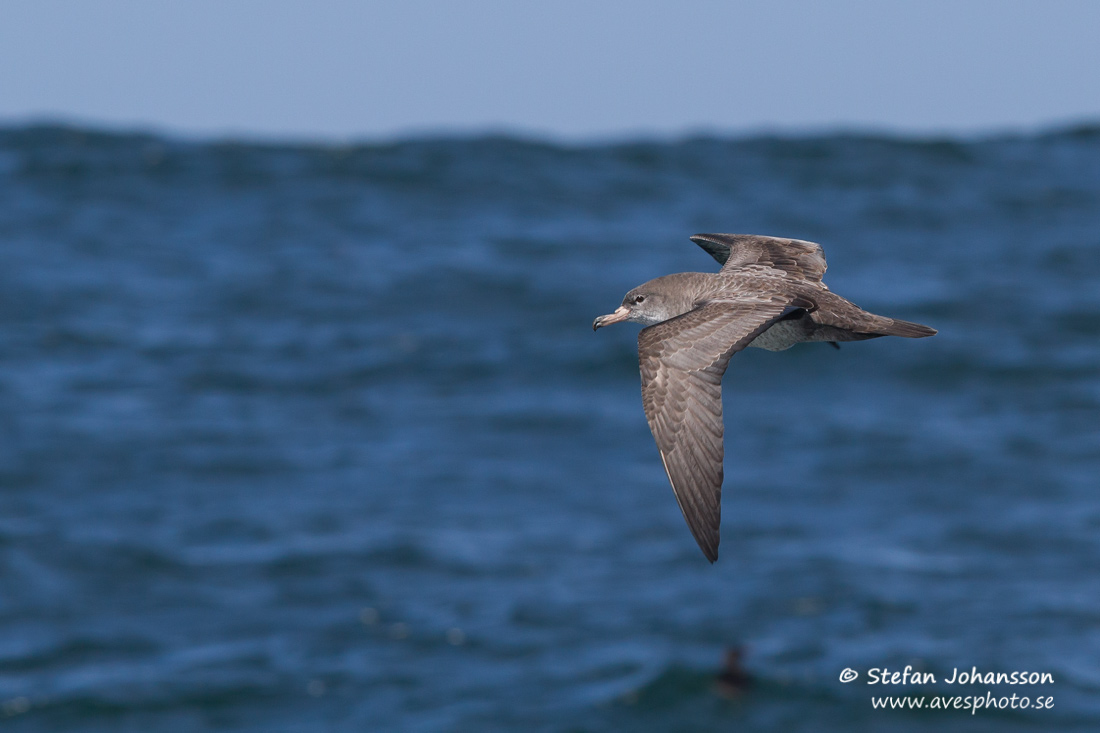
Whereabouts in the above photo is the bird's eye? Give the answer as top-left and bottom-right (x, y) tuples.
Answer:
(633, 295), (646, 304)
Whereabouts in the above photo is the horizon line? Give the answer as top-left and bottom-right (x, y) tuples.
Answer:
(2, 114), (1099, 149)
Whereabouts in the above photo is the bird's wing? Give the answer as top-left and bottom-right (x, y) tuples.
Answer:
(690, 233), (828, 283)
(638, 296), (801, 562)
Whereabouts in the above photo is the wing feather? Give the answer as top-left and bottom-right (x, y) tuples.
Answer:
(691, 233), (828, 283)
(638, 297), (796, 562)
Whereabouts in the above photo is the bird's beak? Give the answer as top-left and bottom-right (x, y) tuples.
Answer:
(593, 306), (631, 331)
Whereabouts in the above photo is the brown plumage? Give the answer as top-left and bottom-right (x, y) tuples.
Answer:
(593, 234), (936, 563)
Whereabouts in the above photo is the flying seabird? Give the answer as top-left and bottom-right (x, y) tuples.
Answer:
(593, 234), (936, 563)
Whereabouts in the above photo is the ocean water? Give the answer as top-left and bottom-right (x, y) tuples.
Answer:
(0, 124), (1098, 732)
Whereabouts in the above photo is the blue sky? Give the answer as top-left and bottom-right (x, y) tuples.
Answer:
(2, 0), (1099, 141)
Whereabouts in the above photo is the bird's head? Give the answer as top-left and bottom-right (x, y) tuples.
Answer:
(592, 274), (701, 330)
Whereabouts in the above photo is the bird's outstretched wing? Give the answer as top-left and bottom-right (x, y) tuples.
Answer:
(690, 233), (828, 284)
(638, 296), (805, 562)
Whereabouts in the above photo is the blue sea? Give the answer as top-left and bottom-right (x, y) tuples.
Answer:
(1, 124), (1098, 732)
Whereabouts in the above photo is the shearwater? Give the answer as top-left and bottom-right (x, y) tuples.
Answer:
(593, 233), (936, 562)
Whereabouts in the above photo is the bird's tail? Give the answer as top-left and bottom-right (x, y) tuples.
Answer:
(876, 317), (937, 339)
(807, 290), (937, 340)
